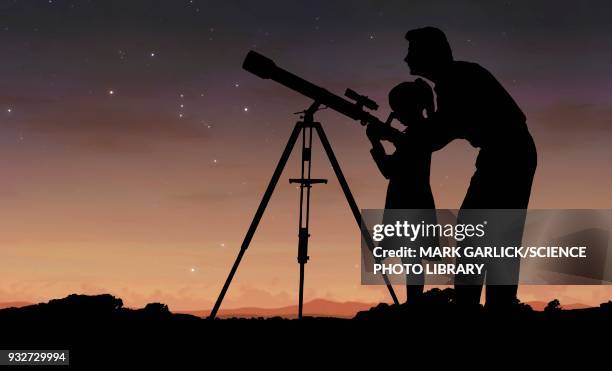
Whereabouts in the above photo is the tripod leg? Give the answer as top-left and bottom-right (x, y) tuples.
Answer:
(299, 262), (305, 318)
(313, 123), (400, 305)
(298, 226), (309, 319)
(208, 123), (303, 319)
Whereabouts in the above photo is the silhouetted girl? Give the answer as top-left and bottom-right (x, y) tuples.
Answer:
(367, 78), (437, 303)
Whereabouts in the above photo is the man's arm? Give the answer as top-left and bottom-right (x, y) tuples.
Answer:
(383, 114), (457, 152)
(415, 111), (458, 151)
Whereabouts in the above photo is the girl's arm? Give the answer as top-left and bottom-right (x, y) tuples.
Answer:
(367, 125), (394, 179)
(369, 142), (393, 179)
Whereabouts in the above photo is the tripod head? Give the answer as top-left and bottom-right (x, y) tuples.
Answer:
(293, 102), (327, 122)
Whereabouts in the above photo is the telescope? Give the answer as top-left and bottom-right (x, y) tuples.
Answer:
(209, 51), (401, 320)
(242, 50), (385, 126)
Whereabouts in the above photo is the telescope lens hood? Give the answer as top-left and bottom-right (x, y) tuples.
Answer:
(242, 50), (275, 79)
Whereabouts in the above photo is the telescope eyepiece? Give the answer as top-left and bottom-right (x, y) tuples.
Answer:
(242, 50), (276, 79)
(344, 88), (379, 111)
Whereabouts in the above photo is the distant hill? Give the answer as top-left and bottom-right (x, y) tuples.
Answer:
(0, 291), (609, 322)
(0, 301), (32, 309)
(0, 298), (592, 317)
(179, 298), (377, 318)
(182, 298), (592, 318)
(0, 294), (591, 319)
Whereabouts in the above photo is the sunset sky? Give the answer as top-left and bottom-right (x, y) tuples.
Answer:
(1, 0), (612, 311)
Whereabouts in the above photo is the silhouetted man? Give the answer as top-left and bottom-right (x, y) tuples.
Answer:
(403, 27), (537, 309)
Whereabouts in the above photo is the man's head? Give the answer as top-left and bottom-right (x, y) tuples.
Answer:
(404, 27), (453, 80)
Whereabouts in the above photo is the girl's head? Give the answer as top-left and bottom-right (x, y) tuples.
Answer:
(388, 78), (434, 125)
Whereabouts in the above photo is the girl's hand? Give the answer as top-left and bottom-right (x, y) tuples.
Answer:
(367, 123), (399, 142)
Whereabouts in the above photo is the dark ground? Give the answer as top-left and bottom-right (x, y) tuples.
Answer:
(0, 289), (610, 368)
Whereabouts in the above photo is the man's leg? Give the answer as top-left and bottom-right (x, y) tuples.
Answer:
(484, 209), (526, 310)
(455, 226), (485, 307)
(406, 284), (424, 304)
(485, 284), (518, 309)
(403, 256), (424, 304)
(455, 268), (485, 308)
(455, 205), (486, 309)
(485, 257), (520, 310)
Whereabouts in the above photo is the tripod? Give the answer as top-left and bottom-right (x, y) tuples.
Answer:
(209, 102), (399, 319)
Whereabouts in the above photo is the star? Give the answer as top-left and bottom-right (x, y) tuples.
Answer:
(190, 268), (196, 273)
(150, 51), (156, 57)
(108, 90), (115, 95)
(7, 107), (12, 113)
(243, 106), (249, 112)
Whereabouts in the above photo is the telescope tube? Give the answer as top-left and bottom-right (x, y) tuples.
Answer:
(242, 51), (385, 126)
